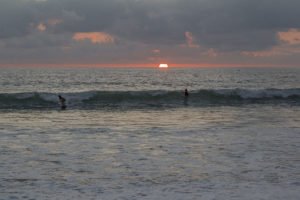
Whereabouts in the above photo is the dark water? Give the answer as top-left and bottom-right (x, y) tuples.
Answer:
(0, 67), (299, 199)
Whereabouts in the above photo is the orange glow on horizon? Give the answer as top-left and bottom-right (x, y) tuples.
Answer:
(0, 63), (294, 68)
(159, 63), (169, 68)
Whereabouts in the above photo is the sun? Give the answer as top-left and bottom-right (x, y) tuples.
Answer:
(159, 63), (168, 68)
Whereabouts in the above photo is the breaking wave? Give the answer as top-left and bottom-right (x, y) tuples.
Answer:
(0, 88), (299, 109)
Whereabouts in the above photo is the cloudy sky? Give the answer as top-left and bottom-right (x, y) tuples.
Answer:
(0, 0), (300, 67)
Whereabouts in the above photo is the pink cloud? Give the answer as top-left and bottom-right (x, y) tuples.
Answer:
(184, 31), (199, 48)
(37, 23), (46, 32)
(73, 32), (115, 44)
(278, 29), (300, 45)
(242, 29), (300, 57)
(242, 45), (300, 57)
(152, 49), (160, 54)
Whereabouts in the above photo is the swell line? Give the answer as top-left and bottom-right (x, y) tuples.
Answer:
(0, 88), (299, 109)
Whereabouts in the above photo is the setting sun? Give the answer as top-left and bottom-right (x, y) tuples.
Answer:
(159, 63), (169, 68)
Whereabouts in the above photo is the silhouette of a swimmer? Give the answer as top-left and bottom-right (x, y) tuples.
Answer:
(184, 88), (189, 97)
(58, 95), (66, 110)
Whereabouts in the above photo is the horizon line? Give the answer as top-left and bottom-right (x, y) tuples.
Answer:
(0, 63), (298, 68)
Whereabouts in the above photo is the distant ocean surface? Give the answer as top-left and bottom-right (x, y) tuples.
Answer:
(0, 67), (299, 199)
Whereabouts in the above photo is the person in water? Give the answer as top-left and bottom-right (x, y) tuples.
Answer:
(184, 88), (189, 97)
(58, 95), (67, 110)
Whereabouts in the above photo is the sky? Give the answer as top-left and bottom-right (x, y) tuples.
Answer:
(0, 0), (300, 67)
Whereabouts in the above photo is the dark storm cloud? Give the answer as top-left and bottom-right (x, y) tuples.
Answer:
(1, 0), (300, 59)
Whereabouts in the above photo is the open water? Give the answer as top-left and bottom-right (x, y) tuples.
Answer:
(0, 67), (299, 199)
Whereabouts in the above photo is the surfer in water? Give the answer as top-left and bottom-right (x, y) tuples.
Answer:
(58, 95), (67, 110)
(184, 88), (189, 106)
(184, 88), (189, 97)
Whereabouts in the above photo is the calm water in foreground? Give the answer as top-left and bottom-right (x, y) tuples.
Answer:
(0, 67), (299, 200)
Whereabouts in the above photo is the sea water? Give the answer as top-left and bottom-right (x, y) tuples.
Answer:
(0, 67), (299, 200)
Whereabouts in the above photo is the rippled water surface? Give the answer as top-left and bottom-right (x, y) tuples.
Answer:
(0, 67), (299, 92)
(0, 67), (299, 199)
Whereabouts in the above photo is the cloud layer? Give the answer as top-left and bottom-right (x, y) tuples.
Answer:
(1, 0), (300, 66)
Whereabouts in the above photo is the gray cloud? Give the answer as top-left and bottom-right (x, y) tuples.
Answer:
(0, 0), (300, 65)
(0, 0), (37, 38)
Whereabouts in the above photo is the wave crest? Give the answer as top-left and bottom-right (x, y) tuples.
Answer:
(0, 88), (299, 109)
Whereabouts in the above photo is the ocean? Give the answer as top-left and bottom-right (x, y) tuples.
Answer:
(0, 67), (299, 200)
